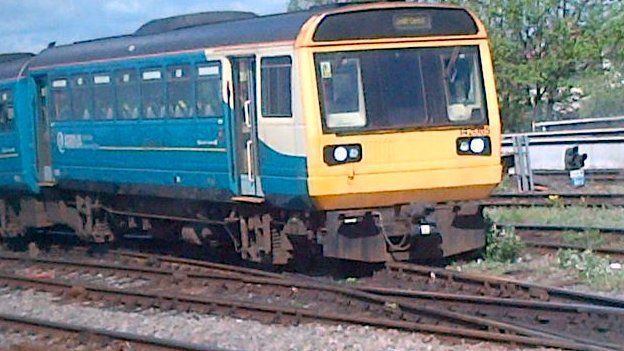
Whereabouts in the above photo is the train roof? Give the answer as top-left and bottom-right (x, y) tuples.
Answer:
(27, 2), (483, 71)
(134, 11), (259, 36)
(0, 53), (34, 82)
(29, 9), (319, 70)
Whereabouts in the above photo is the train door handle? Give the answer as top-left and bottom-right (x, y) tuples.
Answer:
(246, 140), (254, 183)
(244, 100), (251, 128)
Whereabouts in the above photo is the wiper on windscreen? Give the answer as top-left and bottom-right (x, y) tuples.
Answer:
(444, 47), (461, 82)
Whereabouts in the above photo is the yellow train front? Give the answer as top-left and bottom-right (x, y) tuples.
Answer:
(297, 3), (502, 262)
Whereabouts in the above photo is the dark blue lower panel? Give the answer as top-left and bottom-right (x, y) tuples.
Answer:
(55, 165), (231, 191)
(56, 179), (235, 203)
(0, 171), (33, 194)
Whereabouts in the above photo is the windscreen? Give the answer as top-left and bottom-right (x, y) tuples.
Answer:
(315, 46), (487, 133)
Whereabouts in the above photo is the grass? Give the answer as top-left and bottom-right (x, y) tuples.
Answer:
(456, 223), (624, 294)
(557, 249), (624, 291)
(561, 230), (606, 249)
(458, 248), (624, 293)
(457, 206), (624, 293)
(485, 206), (624, 228)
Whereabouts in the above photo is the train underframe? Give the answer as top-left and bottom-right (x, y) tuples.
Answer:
(0, 189), (487, 264)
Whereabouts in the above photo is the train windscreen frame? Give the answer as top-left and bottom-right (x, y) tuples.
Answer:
(315, 46), (488, 134)
(313, 8), (478, 42)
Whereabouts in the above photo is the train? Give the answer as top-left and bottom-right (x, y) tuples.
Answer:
(0, 2), (502, 265)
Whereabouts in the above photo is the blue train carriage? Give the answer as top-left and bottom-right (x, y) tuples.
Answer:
(16, 10), (313, 260)
(2, 2), (502, 265)
(0, 53), (41, 238)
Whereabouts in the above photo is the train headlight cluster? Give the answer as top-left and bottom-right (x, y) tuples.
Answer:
(456, 137), (491, 156)
(324, 144), (363, 165)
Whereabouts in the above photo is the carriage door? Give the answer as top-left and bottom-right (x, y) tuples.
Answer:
(34, 77), (53, 184)
(230, 56), (262, 197)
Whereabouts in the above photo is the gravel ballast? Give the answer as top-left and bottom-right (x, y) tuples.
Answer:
(0, 288), (557, 351)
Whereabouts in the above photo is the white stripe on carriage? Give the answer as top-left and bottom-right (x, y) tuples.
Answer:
(0, 153), (19, 159)
(98, 146), (226, 153)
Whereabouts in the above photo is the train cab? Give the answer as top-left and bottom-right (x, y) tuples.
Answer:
(296, 4), (502, 261)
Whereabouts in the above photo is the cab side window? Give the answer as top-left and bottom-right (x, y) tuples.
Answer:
(0, 91), (14, 131)
(93, 74), (115, 120)
(261, 56), (292, 118)
(141, 69), (165, 119)
(196, 64), (223, 117)
(71, 74), (93, 120)
(167, 65), (193, 118)
(116, 70), (140, 119)
(51, 78), (71, 121)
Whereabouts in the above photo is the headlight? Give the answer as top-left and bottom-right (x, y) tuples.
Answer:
(349, 147), (360, 159)
(470, 138), (486, 153)
(333, 146), (348, 162)
(459, 140), (470, 152)
(324, 144), (363, 166)
(457, 137), (491, 156)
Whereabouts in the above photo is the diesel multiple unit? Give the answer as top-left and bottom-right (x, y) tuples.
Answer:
(0, 2), (502, 265)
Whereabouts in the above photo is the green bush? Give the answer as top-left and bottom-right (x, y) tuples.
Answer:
(557, 249), (624, 291)
(486, 226), (525, 263)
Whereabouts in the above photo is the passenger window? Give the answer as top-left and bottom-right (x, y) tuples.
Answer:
(261, 56), (292, 117)
(167, 65), (193, 118)
(0, 91), (14, 131)
(51, 78), (71, 121)
(93, 74), (115, 120)
(196, 64), (223, 117)
(116, 70), (140, 119)
(141, 69), (165, 119)
(71, 74), (93, 120)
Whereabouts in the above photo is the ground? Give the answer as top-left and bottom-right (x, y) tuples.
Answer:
(467, 203), (624, 297)
(0, 288), (555, 351)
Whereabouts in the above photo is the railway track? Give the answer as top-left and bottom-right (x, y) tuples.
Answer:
(382, 261), (624, 308)
(495, 222), (624, 235)
(0, 250), (621, 350)
(484, 192), (624, 207)
(499, 226), (624, 259)
(0, 311), (227, 351)
(490, 221), (624, 258)
(532, 171), (624, 183)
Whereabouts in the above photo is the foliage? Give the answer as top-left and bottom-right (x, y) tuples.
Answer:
(485, 206), (624, 229)
(485, 226), (525, 263)
(557, 249), (624, 291)
(287, 0), (624, 132)
(578, 70), (624, 118)
(561, 230), (606, 249)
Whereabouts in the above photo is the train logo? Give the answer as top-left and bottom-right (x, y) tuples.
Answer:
(56, 132), (65, 154)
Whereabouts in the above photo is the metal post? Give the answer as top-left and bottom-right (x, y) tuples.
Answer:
(523, 135), (535, 191)
(512, 135), (534, 192)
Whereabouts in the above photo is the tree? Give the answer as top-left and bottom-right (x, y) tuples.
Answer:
(287, 0), (624, 132)
(451, 0), (617, 130)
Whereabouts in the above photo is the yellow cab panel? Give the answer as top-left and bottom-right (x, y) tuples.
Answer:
(298, 32), (502, 210)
